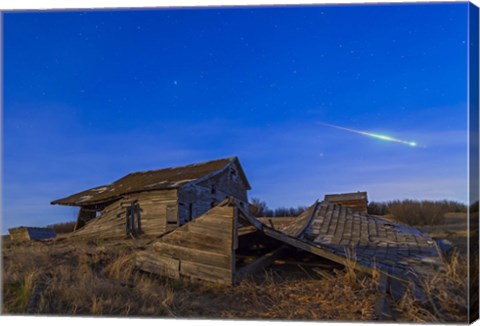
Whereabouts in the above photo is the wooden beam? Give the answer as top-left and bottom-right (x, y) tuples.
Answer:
(275, 260), (337, 269)
(236, 205), (263, 230)
(235, 245), (288, 282)
(262, 228), (358, 270)
(262, 227), (406, 284)
(312, 268), (335, 281)
(293, 200), (320, 238)
(238, 226), (257, 236)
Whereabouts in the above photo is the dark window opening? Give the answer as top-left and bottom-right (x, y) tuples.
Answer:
(166, 204), (177, 226)
(211, 185), (216, 194)
(188, 203), (193, 221)
(126, 201), (142, 237)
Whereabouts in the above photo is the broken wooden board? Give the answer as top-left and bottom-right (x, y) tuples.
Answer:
(67, 190), (179, 240)
(136, 204), (237, 284)
(257, 201), (319, 237)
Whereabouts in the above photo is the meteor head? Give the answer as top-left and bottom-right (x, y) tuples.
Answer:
(409, 142), (417, 147)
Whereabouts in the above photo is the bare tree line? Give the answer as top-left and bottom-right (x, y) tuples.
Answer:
(250, 197), (470, 225)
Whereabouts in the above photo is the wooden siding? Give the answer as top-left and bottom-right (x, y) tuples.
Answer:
(67, 163), (248, 239)
(197, 162), (249, 202)
(136, 205), (237, 284)
(130, 189), (179, 234)
(9, 227), (56, 241)
(178, 164), (248, 225)
(70, 189), (178, 239)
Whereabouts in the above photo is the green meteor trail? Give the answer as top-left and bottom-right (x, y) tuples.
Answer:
(318, 122), (417, 147)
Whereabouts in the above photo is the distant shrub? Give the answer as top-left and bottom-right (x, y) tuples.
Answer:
(252, 198), (465, 223)
(249, 198), (306, 217)
(367, 201), (389, 215)
(438, 200), (468, 213)
(367, 199), (467, 224)
(271, 206), (307, 217)
(249, 198), (269, 217)
(387, 200), (447, 225)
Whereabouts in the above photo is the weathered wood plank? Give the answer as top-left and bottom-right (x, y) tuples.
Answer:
(238, 226), (257, 236)
(159, 231), (231, 252)
(263, 228), (365, 272)
(186, 224), (234, 240)
(72, 190), (178, 238)
(180, 260), (232, 284)
(138, 201), (237, 283)
(136, 251), (180, 279)
(312, 268), (335, 281)
(153, 242), (232, 267)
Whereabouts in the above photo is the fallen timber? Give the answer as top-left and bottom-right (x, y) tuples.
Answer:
(135, 197), (443, 315)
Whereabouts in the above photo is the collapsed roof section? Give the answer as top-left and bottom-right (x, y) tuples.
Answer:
(136, 197), (442, 293)
(51, 156), (250, 207)
(259, 201), (441, 283)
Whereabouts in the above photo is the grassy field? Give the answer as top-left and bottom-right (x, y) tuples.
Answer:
(418, 212), (470, 254)
(1, 213), (472, 322)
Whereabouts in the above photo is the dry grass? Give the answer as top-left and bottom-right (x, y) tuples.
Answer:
(393, 251), (470, 323)
(1, 237), (469, 322)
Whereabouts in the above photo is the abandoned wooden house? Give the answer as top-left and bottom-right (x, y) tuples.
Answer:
(49, 153), (443, 311)
(8, 227), (56, 241)
(51, 157), (251, 239)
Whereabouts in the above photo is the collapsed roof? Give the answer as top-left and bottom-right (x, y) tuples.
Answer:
(137, 197), (443, 301)
(258, 201), (441, 285)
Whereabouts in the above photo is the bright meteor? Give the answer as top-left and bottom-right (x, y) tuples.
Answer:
(317, 122), (417, 147)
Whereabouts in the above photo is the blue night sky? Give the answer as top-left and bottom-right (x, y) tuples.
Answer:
(2, 3), (469, 232)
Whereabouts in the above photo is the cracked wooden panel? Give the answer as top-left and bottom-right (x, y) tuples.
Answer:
(136, 204), (237, 284)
